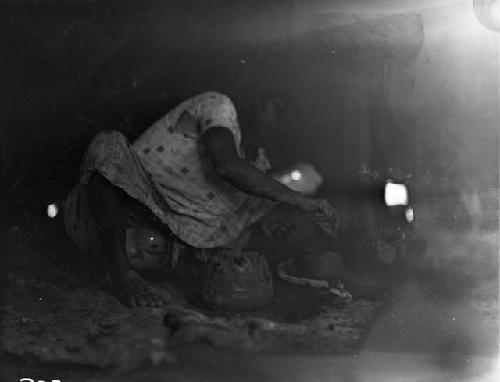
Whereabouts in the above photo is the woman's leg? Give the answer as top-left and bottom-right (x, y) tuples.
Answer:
(86, 173), (172, 307)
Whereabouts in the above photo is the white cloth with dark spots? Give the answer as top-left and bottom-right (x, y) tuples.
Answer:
(65, 92), (274, 251)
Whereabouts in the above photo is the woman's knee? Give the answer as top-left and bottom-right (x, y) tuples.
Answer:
(90, 130), (129, 151)
(80, 130), (131, 183)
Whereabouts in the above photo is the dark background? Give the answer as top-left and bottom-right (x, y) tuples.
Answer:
(0, 0), (498, 218)
(0, 2), (498, 379)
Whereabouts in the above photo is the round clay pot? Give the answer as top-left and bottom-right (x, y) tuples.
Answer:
(294, 250), (344, 280)
(188, 249), (274, 311)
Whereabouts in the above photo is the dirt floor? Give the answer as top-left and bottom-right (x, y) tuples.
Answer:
(1, 196), (498, 381)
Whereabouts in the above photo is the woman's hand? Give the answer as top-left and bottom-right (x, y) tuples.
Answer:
(297, 197), (340, 229)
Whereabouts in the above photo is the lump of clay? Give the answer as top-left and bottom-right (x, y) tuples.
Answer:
(181, 249), (274, 311)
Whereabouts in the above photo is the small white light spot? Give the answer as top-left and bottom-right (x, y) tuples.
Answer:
(290, 170), (302, 181)
(149, 237), (155, 241)
(384, 181), (408, 206)
(240, 59), (246, 64)
(47, 204), (58, 218)
(405, 207), (414, 223)
(452, 317), (456, 321)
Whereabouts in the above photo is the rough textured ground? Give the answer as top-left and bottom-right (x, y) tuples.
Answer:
(1, 268), (384, 372)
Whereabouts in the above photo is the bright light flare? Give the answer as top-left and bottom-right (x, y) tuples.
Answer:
(384, 181), (409, 206)
(47, 203), (59, 218)
(492, 357), (500, 381)
(405, 206), (414, 222)
(493, 2), (500, 21)
(290, 170), (302, 181)
(482, 357), (500, 382)
(474, 0), (500, 31)
(273, 163), (323, 195)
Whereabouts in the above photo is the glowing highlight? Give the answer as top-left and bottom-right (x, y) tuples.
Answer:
(47, 203), (58, 218)
(290, 170), (302, 181)
(384, 181), (409, 206)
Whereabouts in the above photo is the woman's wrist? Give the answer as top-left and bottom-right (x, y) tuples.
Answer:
(288, 193), (314, 211)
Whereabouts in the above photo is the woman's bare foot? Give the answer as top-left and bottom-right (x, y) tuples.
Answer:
(115, 270), (172, 308)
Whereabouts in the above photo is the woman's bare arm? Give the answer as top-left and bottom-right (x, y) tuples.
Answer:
(202, 126), (336, 218)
